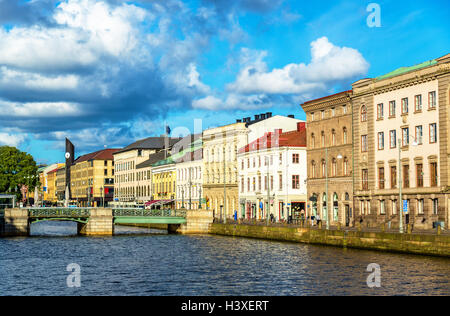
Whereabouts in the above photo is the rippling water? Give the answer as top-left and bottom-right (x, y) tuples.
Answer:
(0, 221), (448, 296)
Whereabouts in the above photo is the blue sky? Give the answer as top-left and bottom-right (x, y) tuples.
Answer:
(0, 0), (448, 164)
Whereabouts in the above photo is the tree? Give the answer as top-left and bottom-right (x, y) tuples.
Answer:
(0, 146), (39, 202)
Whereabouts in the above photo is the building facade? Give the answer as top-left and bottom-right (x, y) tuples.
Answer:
(352, 54), (450, 229)
(71, 149), (118, 207)
(301, 91), (354, 227)
(113, 136), (181, 204)
(175, 137), (203, 210)
(203, 122), (248, 220)
(238, 122), (307, 222)
(151, 158), (176, 208)
(56, 166), (66, 203)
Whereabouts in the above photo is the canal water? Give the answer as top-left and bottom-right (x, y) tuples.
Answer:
(0, 221), (448, 296)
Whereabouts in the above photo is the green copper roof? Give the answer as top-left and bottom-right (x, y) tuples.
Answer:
(152, 138), (203, 167)
(376, 59), (437, 81)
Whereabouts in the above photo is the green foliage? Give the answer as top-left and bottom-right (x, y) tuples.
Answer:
(0, 146), (39, 199)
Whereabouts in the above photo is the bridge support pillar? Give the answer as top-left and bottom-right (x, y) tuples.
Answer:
(168, 210), (213, 234)
(77, 208), (114, 236)
(2, 208), (29, 237)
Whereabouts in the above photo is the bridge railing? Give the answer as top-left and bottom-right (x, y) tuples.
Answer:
(113, 208), (186, 218)
(27, 208), (91, 218)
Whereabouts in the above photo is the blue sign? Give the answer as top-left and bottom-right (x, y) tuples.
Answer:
(403, 200), (408, 212)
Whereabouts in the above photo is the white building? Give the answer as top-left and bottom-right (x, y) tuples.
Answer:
(175, 137), (203, 209)
(237, 122), (308, 222)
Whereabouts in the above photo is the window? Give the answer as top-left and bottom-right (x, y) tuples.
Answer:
(311, 133), (315, 148)
(331, 129), (336, 146)
(247, 158), (250, 168)
(380, 200), (385, 215)
(332, 159), (337, 176)
(401, 97), (408, 114)
(311, 161), (316, 178)
(403, 165), (409, 188)
(390, 130), (396, 148)
(331, 107), (335, 117)
(279, 174), (282, 190)
(343, 127), (347, 144)
(322, 160), (326, 177)
(432, 199), (438, 215)
(258, 176), (261, 191)
(429, 123), (437, 143)
(247, 178), (250, 192)
(321, 110), (325, 119)
(361, 135), (368, 152)
(360, 105), (367, 122)
(428, 91), (436, 109)
(416, 164), (423, 187)
(378, 167), (385, 189)
(311, 112), (315, 121)
(389, 100), (396, 117)
(417, 199), (424, 215)
(362, 169), (368, 190)
(343, 158), (349, 176)
(241, 160), (244, 170)
(378, 132), (384, 150)
(430, 162), (438, 187)
(392, 200), (397, 215)
(414, 95), (422, 112)
(104, 169), (108, 176)
(377, 103), (384, 119)
(343, 105), (347, 114)
(253, 177), (256, 191)
(292, 153), (299, 164)
(390, 166), (397, 188)
(270, 176), (273, 190)
(292, 175), (300, 189)
(415, 126), (423, 144)
(402, 127), (409, 146)
(321, 131), (325, 147)
(241, 178), (244, 193)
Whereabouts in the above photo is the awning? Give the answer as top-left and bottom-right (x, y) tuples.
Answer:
(145, 199), (174, 206)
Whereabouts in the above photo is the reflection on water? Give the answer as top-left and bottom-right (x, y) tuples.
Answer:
(0, 221), (448, 296)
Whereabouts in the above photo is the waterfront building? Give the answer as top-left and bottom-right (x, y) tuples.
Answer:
(151, 157), (176, 209)
(46, 166), (61, 204)
(237, 122), (307, 221)
(38, 163), (59, 204)
(352, 54), (450, 229)
(71, 149), (119, 207)
(55, 166), (66, 202)
(301, 91), (354, 227)
(113, 136), (182, 204)
(240, 113), (302, 143)
(134, 151), (167, 205)
(175, 136), (203, 209)
(203, 122), (248, 219)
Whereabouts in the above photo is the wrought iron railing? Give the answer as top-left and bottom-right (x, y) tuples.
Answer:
(28, 207), (91, 218)
(113, 208), (186, 218)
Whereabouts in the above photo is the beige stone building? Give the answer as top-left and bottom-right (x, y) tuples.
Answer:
(301, 91), (354, 227)
(203, 122), (248, 220)
(352, 54), (450, 229)
(113, 136), (181, 205)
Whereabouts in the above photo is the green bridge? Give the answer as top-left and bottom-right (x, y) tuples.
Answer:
(26, 207), (187, 225)
(0, 207), (199, 236)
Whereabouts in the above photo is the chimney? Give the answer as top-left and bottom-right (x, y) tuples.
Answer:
(236, 119), (242, 123)
(288, 114), (295, 118)
(255, 114), (260, 120)
(266, 112), (272, 118)
(260, 113), (266, 119)
(297, 122), (306, 131)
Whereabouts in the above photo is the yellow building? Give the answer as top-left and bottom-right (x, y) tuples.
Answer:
(151, 157), (176, 209)
(71, 149), (119, 207)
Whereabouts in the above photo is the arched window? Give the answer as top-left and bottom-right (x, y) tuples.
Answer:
(321, 159), (326, 177)
(343, 127), (347, 144)
(331, 129), (336, 146)
(311, 160), (316, 178)
(343, 157), (349, 176)
(333, 193), (339, 221)
(361, 105), (367, 122)
(311, 133), (315, 148)
(321, 131), (325, 147)
(322, 193), (327, 220)
(332, 158), (337, 176)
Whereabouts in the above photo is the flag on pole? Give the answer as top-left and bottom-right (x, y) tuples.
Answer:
(166, 125), (171, 136)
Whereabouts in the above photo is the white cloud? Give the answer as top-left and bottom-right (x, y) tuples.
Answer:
(227, 37), (369, 94)
(0, 100), (83, 117)
(192, 95), (222, 110)
(0, 132), (26, 147)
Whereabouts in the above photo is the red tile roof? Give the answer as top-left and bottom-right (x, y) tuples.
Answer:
(74, 148), (120, 164)
(238, 123), (306, 153)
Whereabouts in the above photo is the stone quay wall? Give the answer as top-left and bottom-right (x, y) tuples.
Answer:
(209, 223), (450, 258)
